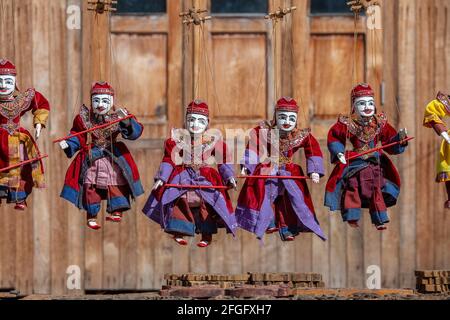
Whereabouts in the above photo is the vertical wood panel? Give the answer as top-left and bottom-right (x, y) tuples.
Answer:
(31, 0), (51, 294)
(66, 0), (85, 296)
(48, 0), (69, 295)
(397, 0), (417, 288)
(0, 0), (17, 292)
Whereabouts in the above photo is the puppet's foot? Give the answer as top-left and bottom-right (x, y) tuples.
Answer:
(266, 227), (279, 234)
(87, 219), (101, 230)
(106, 212), (123, 223)
(376, 224), (387, 231)
(348, 220), (359, 228)
(173, 235), (188, 246)
(14, 201), (27, 211)
(197, 235), (212, 248)
(444, 200), (450, 209)
(285, 236), (295, 242)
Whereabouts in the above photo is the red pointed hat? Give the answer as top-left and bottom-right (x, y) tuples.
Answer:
(351, 83), (374, 104)
(91, 81), (115, 96)
(186, 99), (209, 117)
(275, 97), (299, 113)
(0, 59), (17, 76)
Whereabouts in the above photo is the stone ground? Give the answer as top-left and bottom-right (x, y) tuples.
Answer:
(0, 289), (448, 300)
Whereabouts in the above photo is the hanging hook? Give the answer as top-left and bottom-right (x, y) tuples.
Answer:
(265, 6), (296, 23)
(87, 0), (118, 14)
(347, 0), (379, 17)
(179, 7), (211, 26)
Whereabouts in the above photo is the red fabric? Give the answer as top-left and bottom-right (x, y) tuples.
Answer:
(186, 100), (209, 117)
(152, 137), (234, 213)
(0, 90), (49, 169)
(351, 83), (374, 104)
(326, 118), (402, 193)
(276, 97), (299, 113)
(63, 113), (142, 192)
(0, 59), (17, 75)
(237, 125), (322, 216)
(91, 81), (114, 96)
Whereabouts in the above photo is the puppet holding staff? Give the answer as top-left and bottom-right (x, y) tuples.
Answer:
(325, 83), (409, 231)
(235, 97), (326, 242)
(143, 100), (238, 248)
(0, 59), (50, 210)
(58, 81), (144, 230)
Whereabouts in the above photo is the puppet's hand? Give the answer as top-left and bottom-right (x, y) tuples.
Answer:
(240, 167), (249, 176)
(59, 140), (69, 150)
(117, 108), (131, 126)
(152, 179), (164, 191)
(337, 153), (347, 165)
(441, 132), (450, 145)
(398, 128), (408, 146)
(228, 177), (238, 190)
(35, 123), (42, 140)
(311, 173), (320, 184)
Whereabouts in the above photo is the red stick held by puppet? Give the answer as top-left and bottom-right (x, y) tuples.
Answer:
(346, 137), (414, 161)
(52, 114), (134, 143)
(0, 154), (49, 173)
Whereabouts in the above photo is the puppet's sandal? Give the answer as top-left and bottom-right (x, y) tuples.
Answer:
(376, 225), (387, 231)
(87, 219), (101, 230)
(266, 227), (279, 234)
(285, 236), (295, 242)
(173, 236), (188, 246)
(106, 212), (123, 223)
(197, 240), (210, 248)
(14, 201), (27, 211)
(348, 221), (359, 228)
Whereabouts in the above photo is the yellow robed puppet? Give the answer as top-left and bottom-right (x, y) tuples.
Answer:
(423, 92), (450, 208)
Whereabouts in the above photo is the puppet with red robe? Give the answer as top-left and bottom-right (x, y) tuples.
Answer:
(236, 97), (326, 242)
(59, 81), (144, 230)
(0, 59), (50, 210)
(143, 100), (237, 248)
(325, 83), (408, 230)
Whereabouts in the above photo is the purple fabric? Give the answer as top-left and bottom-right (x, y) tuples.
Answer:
(155, 162), (173, 183)
(218, 163), (235, 183)
(143, 168), (237, 234)
(241, 149), (258, 175)
(235, 169), (326, 240)
(307, 156), (325, 177)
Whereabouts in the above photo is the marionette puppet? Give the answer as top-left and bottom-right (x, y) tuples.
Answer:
(423, 91), (450, 208)
(325, 83), (409, 231)
(235, 97), (326, 242)
(58, 81), (144, 230)
(143, 100), (238, 248)
(0, 59), (50, 210)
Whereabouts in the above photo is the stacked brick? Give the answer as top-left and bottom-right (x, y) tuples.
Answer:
(161, 273), (325, 298)
(416, 270), (450, 294)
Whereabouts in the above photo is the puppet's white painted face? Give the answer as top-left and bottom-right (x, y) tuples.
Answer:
(186, 113), (209, 134)
(91, 94), (114, 115)
(0, 75), (16, 98)
(354, 97), (376, 118)
(276, 111), (298, 132)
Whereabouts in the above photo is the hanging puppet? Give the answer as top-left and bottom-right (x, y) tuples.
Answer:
(143, 100), (238, 248)
(325, 83), (409, 230)
(423, 91), (450, 208)
(59, 81), (144, 230)
(0, 58), (50, 210)
(235, 97), (326, 242)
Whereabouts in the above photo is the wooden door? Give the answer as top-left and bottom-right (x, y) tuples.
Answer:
(296, 0), (385, 288)
(186, 0), (304, 277)
(81, 0), (183, 291)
